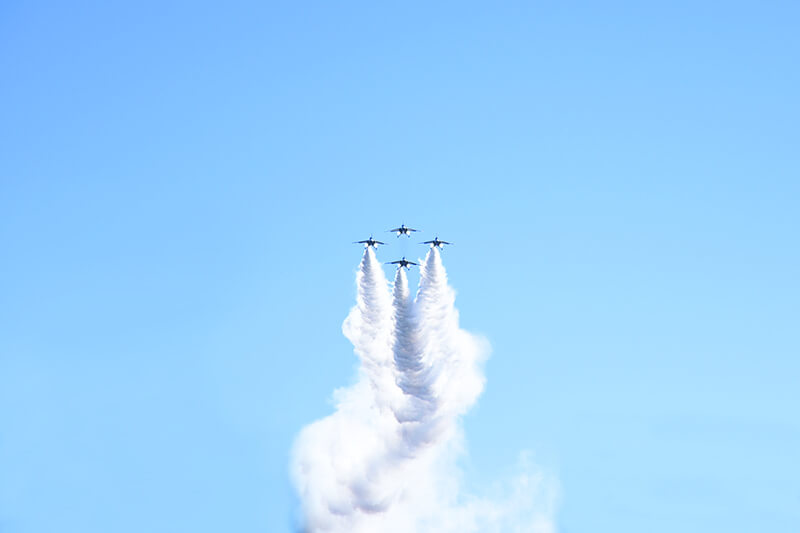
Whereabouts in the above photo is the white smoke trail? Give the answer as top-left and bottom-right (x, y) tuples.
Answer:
(341, 247), (398, 410)
(291, 248), (557, 532)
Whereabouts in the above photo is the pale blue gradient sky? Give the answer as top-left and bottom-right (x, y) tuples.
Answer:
(1, 2), (799, 532)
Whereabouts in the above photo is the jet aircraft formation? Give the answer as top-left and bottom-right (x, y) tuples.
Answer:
(353, 224), (452, 269)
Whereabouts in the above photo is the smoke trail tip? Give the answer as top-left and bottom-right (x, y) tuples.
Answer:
(392, 266), (410, 302)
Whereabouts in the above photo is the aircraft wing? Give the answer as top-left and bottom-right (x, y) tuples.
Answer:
(388, 227), (402, 232)
(375, 240), (385, 245)
(408, 261), (418, 265)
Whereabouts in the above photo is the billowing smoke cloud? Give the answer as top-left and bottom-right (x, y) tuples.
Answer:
(292, 248), (557, 532)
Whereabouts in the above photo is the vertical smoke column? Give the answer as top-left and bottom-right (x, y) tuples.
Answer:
(391, 265), (442, 449)
(342, 247), (397, 409)
(415, 248), (485, 423)
(293, 247), (400, 532)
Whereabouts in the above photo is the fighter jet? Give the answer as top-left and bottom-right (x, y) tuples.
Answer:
(385, 257), (418, 269)
(421, 237), (452, 249)
(353, 235), (385, 248)
(388, 224), (419, 237)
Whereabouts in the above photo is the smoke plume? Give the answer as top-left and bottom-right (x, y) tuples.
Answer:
(291, 247), (557, 532)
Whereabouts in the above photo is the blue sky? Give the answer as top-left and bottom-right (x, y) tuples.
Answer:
(1, 1), (799, 532)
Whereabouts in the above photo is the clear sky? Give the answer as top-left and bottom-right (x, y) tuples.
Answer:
(1, 1), (799, 532)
